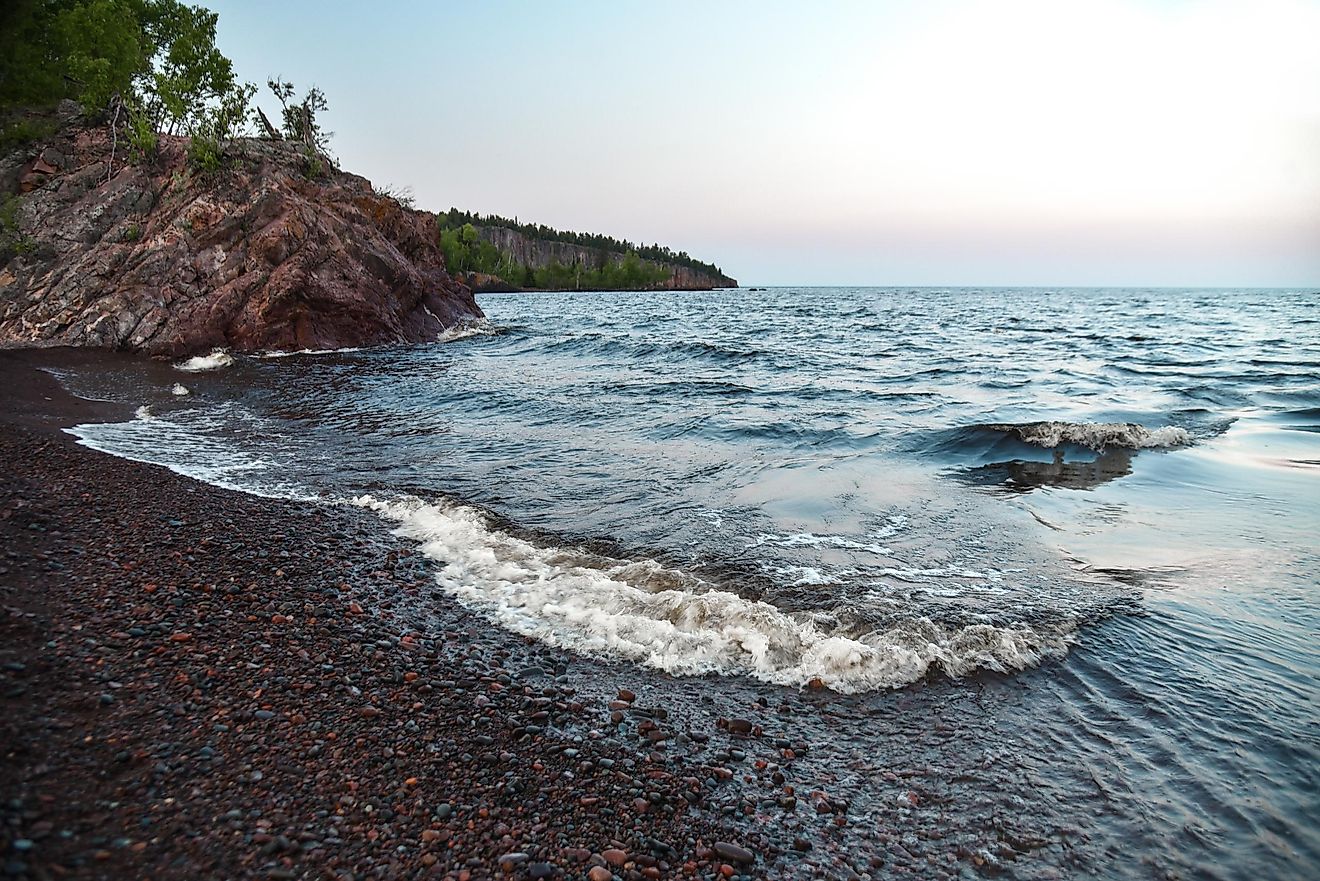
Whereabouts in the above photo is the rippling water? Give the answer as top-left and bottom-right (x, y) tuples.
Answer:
(59, 286), (1319, 878)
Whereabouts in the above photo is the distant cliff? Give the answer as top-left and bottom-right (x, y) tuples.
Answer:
(468, 225), (737, 291)
(0, 105), (481, 356)
(438, 209), (737, 292)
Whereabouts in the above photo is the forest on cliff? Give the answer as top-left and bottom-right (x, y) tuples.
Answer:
(438, 220), (673, 291)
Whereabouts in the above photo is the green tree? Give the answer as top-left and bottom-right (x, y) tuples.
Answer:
(142, 2), (235, 135)
(54, 0), (148, 111)
(266, 78), (332, 157)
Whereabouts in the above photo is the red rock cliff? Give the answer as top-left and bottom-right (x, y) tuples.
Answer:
(0, 110), (481, 357)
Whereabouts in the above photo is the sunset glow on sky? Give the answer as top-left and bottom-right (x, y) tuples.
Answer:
(206, 0), (1320, 285)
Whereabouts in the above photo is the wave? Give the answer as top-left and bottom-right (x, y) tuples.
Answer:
(545, 333), (781, 368)
(436, 318), (505, 343)
(68, 403), (315, 501)
(353, 494), (1071, 692)
(175, 349), (234, 371)
(969, 420), (1191, 452)
(258, 346), (364, 358)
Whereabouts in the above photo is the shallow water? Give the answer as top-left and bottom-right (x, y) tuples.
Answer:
(60, 286), (1320, 878)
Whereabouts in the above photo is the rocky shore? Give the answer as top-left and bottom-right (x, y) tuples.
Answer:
(0, 350), (1106, 881)
(0, 354), (773, 880)
(0, 105), (482, 357)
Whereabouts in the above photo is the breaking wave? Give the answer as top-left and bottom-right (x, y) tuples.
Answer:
(970, 420), (1191, 452)
(175, 349), (235, 371)
(258, 347), (363, 358)
(353, 493), (1073, 692)
(437, 318), (504, 343)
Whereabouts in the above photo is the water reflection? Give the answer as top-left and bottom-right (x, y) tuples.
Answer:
(960, 447), (1135, 491)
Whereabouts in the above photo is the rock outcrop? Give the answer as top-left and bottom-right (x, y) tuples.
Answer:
(0, 107), (481, 357)
(472, 224), (737, 290)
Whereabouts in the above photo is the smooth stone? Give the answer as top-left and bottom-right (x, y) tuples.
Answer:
(713, 842), (755, 864)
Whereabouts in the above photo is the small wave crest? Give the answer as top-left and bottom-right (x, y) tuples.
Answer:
(258, 347), (363, 359)
(973, 420), (1191, 452)
(437, 318), (504, 343)
(175, 349), (235, 372)
(353, 494), (1073, 692)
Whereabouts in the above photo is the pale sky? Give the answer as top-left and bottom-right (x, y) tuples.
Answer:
(204, 0), (1320, 286)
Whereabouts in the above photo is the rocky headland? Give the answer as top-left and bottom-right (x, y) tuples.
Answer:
(0, 104), (482, 357)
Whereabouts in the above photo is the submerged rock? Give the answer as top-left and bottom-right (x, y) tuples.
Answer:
(0, 107), (481, 356)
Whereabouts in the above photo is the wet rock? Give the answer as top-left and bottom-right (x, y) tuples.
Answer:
(713, 842), (755, 864)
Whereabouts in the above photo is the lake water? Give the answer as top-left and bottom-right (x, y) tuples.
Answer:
(63, 287), (1319, 878)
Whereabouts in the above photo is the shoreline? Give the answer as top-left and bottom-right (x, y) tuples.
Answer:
(0, 350), (774, 880)
(6, 339), (1304, 880)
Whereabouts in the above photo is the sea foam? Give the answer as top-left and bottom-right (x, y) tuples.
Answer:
(353, 493), (1070, 692)
(437, 318), (502, 343)
(175, 349), (235, 371)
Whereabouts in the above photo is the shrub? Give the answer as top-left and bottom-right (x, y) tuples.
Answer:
(0, 195), (37, 263)
(124, 101), (157, 159)
(0, 117), (58, 155)
(187, 133), (220, 173)
(302, 148), (324, 180)
(374, 183), (415, 209)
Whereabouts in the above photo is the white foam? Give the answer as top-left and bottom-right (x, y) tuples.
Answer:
(67, 404), (315, 501)
(761, 564), (848, 586)
(878, 566), (1003, 581)
(437, 318), (501, 343)
(171, 383), (190, 396)
(1000, 421), (1190, 451)
(175, 349), (234, 372)
(752, 531), (892, 556)
(353, 493), (1071, 692)
(257, 347), (363, 359)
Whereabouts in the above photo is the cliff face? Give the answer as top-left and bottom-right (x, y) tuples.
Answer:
(0, 108), (481, 357)
(473, 225), (737, 290)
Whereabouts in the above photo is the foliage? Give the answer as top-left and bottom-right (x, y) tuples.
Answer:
(0, 116), (58, 154)
(54, 0), (149, 112)
(266, 78), (333, 159)
(0, 0), (144, 112)
(302, 148), (324, 180)
(186, 131), (219, 172)
(124, 99), (157, 158)
(185, 80), (254, 172)
(439, 207), (725, 279)
(139, 2), (235, 135)
(1, 1), (236, 123)
(0, 195), (38, 263)
(374, 183), (415, 209)
(0, 0), (257, 171)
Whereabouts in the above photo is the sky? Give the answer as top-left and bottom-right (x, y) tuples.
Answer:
(202, 0), (1320, 286)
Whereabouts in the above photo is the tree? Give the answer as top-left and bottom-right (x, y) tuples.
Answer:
(266, 78), (332, 158)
